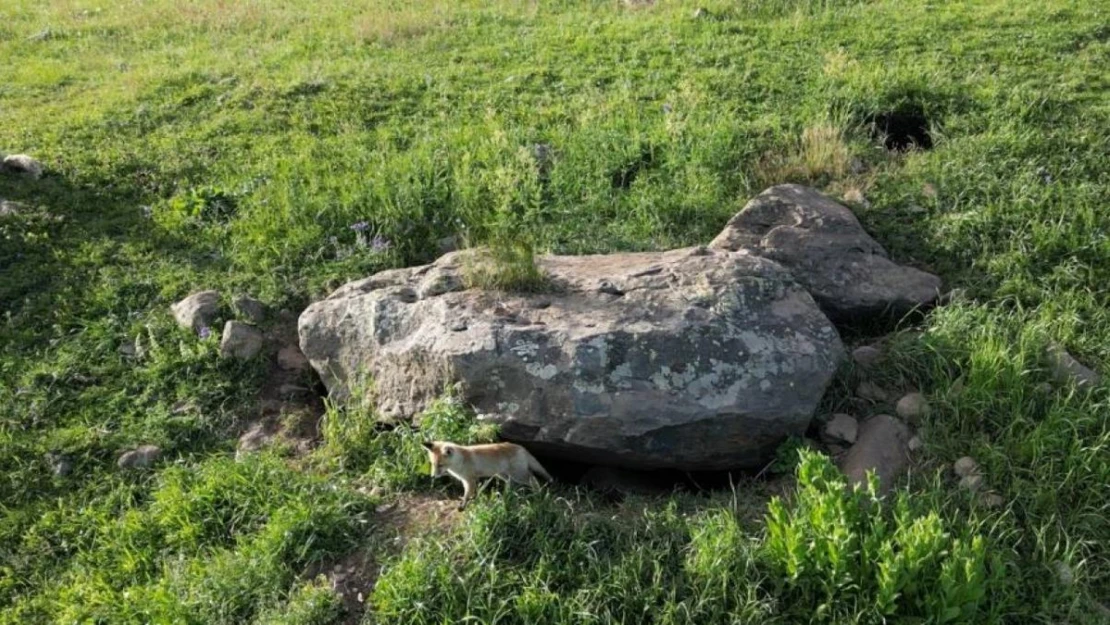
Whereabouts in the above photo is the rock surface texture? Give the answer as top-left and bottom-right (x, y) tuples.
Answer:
(709, 184), (941, 322)
(838, 414), (912, 494)
(299, 185), (941, 470)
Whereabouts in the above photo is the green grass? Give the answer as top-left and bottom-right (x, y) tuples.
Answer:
(2, 0), (1108, 623)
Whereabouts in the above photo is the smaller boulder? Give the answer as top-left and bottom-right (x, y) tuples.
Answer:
(118, 445), (161, 470)
(959, 473), (984, 492)
(907, 435), (923, 452)
(0, 199), (25, 217)
(980, 492), (1005, 508)
(45, 451), (73, 477)
(219, 321), (264, 360)
(822, 414), (859, 445)
(895, 392), (929, 424)
(172, 290), (221, 331)
(953, 456), (979, 478)
(857, 380), (897, 403)
(1, 154), (44, 179)
(851, 345), (883, 368)
(233, 295), (267, 324)
(277, 345), (310, 371)
(838, 414), (912, 494)
(1046, 343), (1101, 388)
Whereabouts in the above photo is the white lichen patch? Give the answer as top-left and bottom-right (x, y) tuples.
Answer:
(526, 362), (559, 380)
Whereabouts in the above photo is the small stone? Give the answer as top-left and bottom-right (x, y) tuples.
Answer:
(953, 456), (979, 478)
(1045, 342), (1101, 388)
(981, 492), (1005, 508)
(837, 414), (912, 495)
(895, 392), (929, 425)
(437, 236), (459, 256)
(238, 424), (271, 453)
(45, 451), (73, 477)
(171, 290), (221, 331)
(118, 341), (137, 358)
(1054, 561), (1074, 586)
(1035, 382), (1054, 395)
(857, 380), (896, 403)
(219, 321), (264, 360)
(959, 473), (984, 492)
(2, 154), (44, 179)
(277, 345), (309, 371)
(922, 182), (938, 198)
(278, 384), (309, 396)
(907, 435), (923, 452)
(232, 295), (267, 324)
(822, 413), (858, 445)
(851, 345), (882, 368)
(849, 158), (867, 175)
(448, 319), (468, 332)
(0, 199), (25, 217)
(118, 445), (161, 470)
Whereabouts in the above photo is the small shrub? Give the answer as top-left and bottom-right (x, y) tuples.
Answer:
(460, 239), (550, 293)
(762, 449), (998, 623)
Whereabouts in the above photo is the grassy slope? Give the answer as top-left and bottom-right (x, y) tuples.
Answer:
(1, 0), (1108, 623)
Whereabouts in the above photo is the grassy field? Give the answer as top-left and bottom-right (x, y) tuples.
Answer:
(2, 0), (1108, 623)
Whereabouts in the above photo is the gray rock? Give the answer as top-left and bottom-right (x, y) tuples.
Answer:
(118, 445), (161, 469)
(907, 435), (923, 452)
(837, 414), (912, 494)
(980, 492), (1005, 508)
(1, 154), (44, 179)
(277, 345), (310, 371)
(895, 392), (929, 424)
(45, 451), (73, 477)
(219, 321), (264, 360)
(851, 345), (882, 368)
(857, 380), (897, 403)
(1046, 343), (1101, 388)
(300, 246), (844, 471)
(709, 184), (942, 323)
(822, 413), (858, 445)
(953, 456), (979, 478)
(0, 199), (25, 217)
(233, 295), (267, 324)
(959, 473), (984, 492)
(171, 290), (221, 331)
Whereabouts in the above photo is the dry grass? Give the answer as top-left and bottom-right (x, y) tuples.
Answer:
(353, 5), (448, 45)
(755, 123), (853, 186)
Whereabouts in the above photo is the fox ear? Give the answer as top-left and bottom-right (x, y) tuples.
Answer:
(421, 441), (434, 451)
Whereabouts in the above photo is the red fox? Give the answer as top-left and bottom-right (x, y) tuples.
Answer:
(422, 441), (553, 510)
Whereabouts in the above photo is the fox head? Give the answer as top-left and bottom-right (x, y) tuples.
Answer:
(422, 441), (456, 478)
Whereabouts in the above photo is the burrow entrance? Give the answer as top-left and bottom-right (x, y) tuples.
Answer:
(867, 105), (934, 152)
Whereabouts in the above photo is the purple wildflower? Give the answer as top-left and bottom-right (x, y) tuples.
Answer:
(349, 221), (370, 232)
(198, 325), (211, 339)
(370, 234), (391, 252)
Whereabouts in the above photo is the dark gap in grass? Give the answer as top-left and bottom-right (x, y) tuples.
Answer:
(867, 105), (933, 152)
(609, 145), (657, 189)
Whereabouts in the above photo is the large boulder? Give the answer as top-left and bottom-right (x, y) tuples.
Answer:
(300, 246), (844, 470)
(709, 184), (942, 322)
(299, 184), (941, 471)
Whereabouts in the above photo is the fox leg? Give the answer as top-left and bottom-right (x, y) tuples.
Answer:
(458, 477), (477, 511)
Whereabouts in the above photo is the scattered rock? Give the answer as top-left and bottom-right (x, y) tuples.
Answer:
(895, 392), (929, 425)
(0, 199), (25, 217)
(857, 380), (897, 403)
(219, 321), (264, 360)
(238, 422), (275, 455)
(45, 451), (73, 477)
(851, 345), (882, 368)
(1045, 342), (1101, 388)
(822, 413), (859, 445)
(300, 246), (845, 471)
(1053, 560), (1074, 586)
(837, 414), (912, 494)
(1, 154), (44, 179)
(981, 492), (1005, 508)
(907, 435), (923, 452)
(709, 184), (942, 323)
(922, 182), (938, 198)
(278, 383), (309, 396)
(171, 290), (221, 331)
(959, 473), (984, 492)
(118, 445), (161, 470)
(436, 235), (459, 256)
(277, 345), (310, 371)
(953, 456), (979, 478)
(232, 295), (267, 324)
